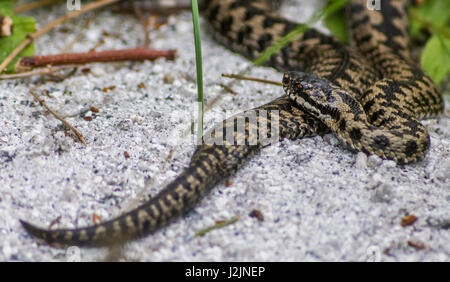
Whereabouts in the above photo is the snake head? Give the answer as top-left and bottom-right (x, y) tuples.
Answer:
(282, 71), (339, 118)
(283, 71), (368, 126)
(282, 71), (335, 101)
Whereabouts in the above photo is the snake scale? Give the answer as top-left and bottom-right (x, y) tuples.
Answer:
(21, 0), (444, 247)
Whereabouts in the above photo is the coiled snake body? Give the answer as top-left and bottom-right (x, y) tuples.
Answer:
(21, 0), (444, 246)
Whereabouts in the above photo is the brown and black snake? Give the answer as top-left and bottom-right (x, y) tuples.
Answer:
(20, 0), (444, 247)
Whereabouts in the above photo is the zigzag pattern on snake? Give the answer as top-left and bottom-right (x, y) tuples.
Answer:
(21, 0), (444, 247)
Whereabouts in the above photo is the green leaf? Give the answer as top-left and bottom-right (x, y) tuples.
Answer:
(421, 34), (450, 84)
(0, 0), (35, 73)
(409, 0), (450, 39)
(324, 1), (348, 44)
(0, 1), (14, 16)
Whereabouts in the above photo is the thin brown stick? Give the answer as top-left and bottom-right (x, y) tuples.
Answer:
(29, 87), (87, 146)
(218, 83), (237, 95)
(0, 0), (120, 73)
(221, 73), (282, 86)
(13, 0), (64, 14)
(16, 48), (176, 72)
(0, 64), (81, 80)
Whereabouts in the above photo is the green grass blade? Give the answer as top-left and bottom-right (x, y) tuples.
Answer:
(194, 216), (240, 237)
(190, 0), (204, 143)
(253, 0), (350, 66)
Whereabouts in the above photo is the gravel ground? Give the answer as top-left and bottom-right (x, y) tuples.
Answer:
(0, 0), (449, 262)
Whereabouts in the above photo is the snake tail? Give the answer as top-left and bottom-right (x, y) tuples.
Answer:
(20, 98), (324, 246)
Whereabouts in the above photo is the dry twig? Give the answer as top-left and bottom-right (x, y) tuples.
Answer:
(13, 0), (64, 14)
(0, 64), (80, 80)
(29, 86), (87, 146)
(16, 48), (176, 72)
(0, 0), (121, 73)
(221, 73), (282, 86)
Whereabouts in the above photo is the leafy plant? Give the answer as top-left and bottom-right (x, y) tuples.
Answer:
(324, 0), (450, 85)
(0, 0), (35, 73)
(410, 0), (450, 84)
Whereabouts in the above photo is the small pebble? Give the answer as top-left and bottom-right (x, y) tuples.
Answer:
(435, 162), (450, 181)
(163, 74), (175, 84)
(249, 209), (264, 222)
(424, 162), (435, 178)
(367, 155), (382, 167)
(367, 173), (383, 189)
(116, 119), (133, 131)
(401, 214), (418, 227)
(152, 64), (163, 73)
(323, 134), (339, 146)
(90, 66), (106, 77)
(371, 183), (392, 203)
(355, 152), (367, 169)
(382, 160), (397, 168)
(133, 115), (145, 125)
(90, 106), (99, 113)
(408, 240), (426, 250)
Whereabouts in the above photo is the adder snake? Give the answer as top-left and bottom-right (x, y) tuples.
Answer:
(21, 0), (444, 246)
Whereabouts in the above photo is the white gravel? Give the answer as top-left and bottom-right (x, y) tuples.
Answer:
(0, 0), (449, 262)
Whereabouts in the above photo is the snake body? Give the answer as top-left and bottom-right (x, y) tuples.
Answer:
(21, 0), (444, 246)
